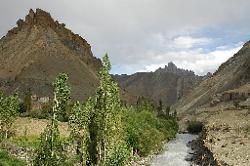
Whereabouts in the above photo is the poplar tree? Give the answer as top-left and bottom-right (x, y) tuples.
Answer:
(34, 73), (70, 166)
(69, 99), (92, 166)
(90, 54), (129, 165)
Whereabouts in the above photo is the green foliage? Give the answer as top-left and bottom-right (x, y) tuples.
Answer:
(165, 106), (170, 117)
(67, 55), (178, 165)
(105, 143), (131, 166)
(136, 96), (154, 112)
(33, 121), (65, 166)
(0, 150), (26, 166)
(88, 54), (127, 165)
(124, 107), (178, 156)
(10, 135), (40, 148)
(69, 100), (92, 165)
(0, 92), (19, 141)
(187, 121), (203, 134)
(34, 73), (70, 166)
(53, 73), (71, 121)
(30, 55), (179, 166)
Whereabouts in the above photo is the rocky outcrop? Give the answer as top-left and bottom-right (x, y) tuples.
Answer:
(0, 9), (102, 101)
(114, 62), (203, 106)
(155, 62), (196, 76)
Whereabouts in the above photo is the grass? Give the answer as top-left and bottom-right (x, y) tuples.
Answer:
(0, 150), (26, 166)
(10, 135), (69, 149)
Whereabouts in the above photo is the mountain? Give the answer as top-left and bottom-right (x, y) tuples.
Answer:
(175, 40), (250, 116)
(113, 62), (203, 106)
(0, 9), (102, 100)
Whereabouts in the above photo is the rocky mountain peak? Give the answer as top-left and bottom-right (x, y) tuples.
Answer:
(155, 62), (195, 76)
(6, 8), (91, 50)
(24, 8), (55, 27)
(7, 9), (58, 36)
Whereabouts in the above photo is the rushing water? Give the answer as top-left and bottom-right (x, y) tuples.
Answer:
(150, 134), (198, 166)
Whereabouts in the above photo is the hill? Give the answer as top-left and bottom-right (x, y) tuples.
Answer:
(0, 9), (102, 101)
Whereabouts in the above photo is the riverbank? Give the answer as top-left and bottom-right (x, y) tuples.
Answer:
(188, 109), (250, 166)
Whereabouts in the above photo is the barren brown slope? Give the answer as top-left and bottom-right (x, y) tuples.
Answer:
(175, 40), (250, 116)
(0, 9), (102, 100)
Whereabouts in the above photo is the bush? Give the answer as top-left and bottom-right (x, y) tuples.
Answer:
(105, 144), (131, 166)
(187, 121), (203, 134)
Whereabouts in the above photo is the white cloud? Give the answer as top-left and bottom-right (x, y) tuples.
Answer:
(173, 36), (212, 49)
(138, 42), (243, 75)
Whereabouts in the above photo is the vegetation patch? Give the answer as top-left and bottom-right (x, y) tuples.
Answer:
(9, 136), (40, 149)
(0, 150), (26, 166)
(124, 109), (178, 156)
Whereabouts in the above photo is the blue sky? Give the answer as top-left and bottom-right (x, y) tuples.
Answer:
(1, 0), (250, 75)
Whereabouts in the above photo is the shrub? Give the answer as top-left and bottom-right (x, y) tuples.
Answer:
(187, 121), (203, 134)
(105, 143), (131, 166)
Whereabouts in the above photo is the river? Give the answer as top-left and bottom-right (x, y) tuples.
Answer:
(150, 133), (198, 166)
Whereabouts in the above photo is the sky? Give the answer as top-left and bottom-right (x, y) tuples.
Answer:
(1, 0), (250, 75)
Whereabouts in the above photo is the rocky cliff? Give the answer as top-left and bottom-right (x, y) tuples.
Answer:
(0, 9), (102, 100)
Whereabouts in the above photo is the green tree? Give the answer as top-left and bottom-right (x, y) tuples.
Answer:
(136, 96), (154, 112)
(53, 73), (71, 121)
(89, 54), (129, 165)
(157, 100), (165, 117)
(165, 106), (170, 117)
(69, 99), (92, 166)
(34, 73), (70, 166)
(0, 92), (19, 141)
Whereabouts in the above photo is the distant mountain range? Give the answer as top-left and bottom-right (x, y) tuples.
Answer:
(113, 62), (204, 106)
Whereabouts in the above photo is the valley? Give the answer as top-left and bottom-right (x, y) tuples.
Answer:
(0, 7), (249, 166)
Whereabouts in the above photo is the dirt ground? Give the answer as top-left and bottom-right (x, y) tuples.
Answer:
(203, 109), (250, 166)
